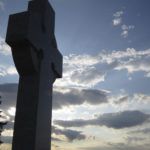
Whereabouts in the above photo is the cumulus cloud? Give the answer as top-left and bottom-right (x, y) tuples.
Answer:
(113, 95), (129, 105)
(52, 126), (86, 141)
(110, 93), (150, 107)
(70, 61), (118, 87)
(112, 11), (135, 37)
(0, 65), (17, 76)
(133, 93), (150, 104)
(113, 11), (123, 26)
(55, 48), (150, 88)
(54, 110), (150, 129)
(113, 11), (124, 17)
(0, 36), (11, 55)
(100, 48), (150, 76)
(55, 54), (119, 87)
(121, 24), (135, 38)
(121, 25), (135, 30)
(55, 54), (104, 87)
(113, 18), (122, 26)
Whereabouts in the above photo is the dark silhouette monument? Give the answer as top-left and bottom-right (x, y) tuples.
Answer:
(5, 0), (62, 149)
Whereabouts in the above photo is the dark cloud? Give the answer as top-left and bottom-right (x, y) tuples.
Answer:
(1, 135), (12, 144)
(4, 121), (14, 130)
(125, 136), (145, 144)
(80, 142), (150, 150)
(129, 128), (150, 134)
(0, 83), (108, 110)
(114, 95), (129, 104)
(0, 84), (17, 113)
(0, 83), (18, 93)
(51, 137), (63, 142)
(51, 143), (60, 149)
(52, 126), (86, 142)
(54, 110), (150, 129)
(53, 87), (108, 109)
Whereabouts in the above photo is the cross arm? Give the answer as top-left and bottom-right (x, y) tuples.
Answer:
(51, 48), (63, 79)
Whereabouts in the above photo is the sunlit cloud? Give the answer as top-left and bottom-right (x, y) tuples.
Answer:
(0, 111), (10, 122)
(0, 36), (11, 56)
(1, 47), (150, 87)
(113, 11), (124, 17)
(112, 11), (135, 38)
(55, 48), (150, 88)
(113, 18), (122, 26)
(113, 11), (123, 26)
(8, 107), (16, 116)
(121, 25), (135, 38)
(0, 143), (12, 150)
(133, 93), (150, 104)
(0, 65), (17, 76)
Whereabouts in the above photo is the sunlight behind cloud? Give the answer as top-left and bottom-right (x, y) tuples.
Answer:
(8, 107), (16, 116)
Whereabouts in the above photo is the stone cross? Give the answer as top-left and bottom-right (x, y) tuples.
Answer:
(6, 0), (62, 150)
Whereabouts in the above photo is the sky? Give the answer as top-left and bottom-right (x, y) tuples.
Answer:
(0, 0), (150, 150)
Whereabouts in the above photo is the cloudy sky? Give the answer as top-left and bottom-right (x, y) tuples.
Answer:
(0, 0), (150, 150)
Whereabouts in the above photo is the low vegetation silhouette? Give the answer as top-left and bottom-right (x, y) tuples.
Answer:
(0, 96), (7, 145)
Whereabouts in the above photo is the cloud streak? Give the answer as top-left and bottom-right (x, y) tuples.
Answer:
(52, 126), (86, 141)
(129, 128), (150, 135)
(54, 110), (150, 129)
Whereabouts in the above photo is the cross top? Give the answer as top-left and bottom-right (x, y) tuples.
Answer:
(28, 0), (55, 39)
(6, 0), (62, 79)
